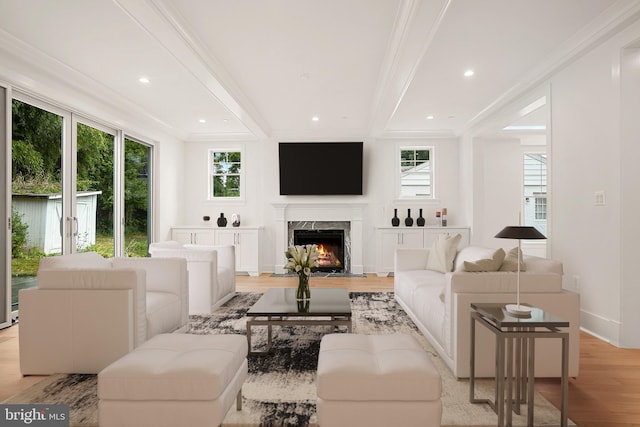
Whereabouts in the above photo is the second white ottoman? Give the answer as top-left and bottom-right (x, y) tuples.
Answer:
(317, 333), (442, 427)
(98, 333), (248, 427)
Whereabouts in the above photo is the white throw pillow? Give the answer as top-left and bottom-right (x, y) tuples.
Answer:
(426, 233), (462, 273)
(499, 247), (526, 272)
(463, 248), (506, 272)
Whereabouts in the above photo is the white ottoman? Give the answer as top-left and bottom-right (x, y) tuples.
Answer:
(316, 334), (442, 427)
(98, 333), (248, 427)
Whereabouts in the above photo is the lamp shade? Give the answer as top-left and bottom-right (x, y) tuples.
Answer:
(495, 226), (546, 240)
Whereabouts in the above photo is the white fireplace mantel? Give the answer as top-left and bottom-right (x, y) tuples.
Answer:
(272, 203), (365, 274)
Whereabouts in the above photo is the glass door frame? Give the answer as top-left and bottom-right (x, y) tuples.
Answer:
(12, 92), (74, 255)
(72, 116), (125, 257)
(1, 83), (10, 328)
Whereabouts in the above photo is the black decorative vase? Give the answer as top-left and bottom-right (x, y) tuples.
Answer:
(417, 208), (425, 226)
(217, 213), (227, 227)
(404, 209), (413, 227)
(391, 209), (400, 227)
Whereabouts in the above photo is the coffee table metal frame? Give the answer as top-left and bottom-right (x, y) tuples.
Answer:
(246, 288), (352, 354)
(469, 302), (569, 427)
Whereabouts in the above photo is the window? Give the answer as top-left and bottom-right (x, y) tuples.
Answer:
(399, 146), (433, 198)
(523, 153), (547, 234)
(209, 149), (243, 199)
(534, 193), (547, 220)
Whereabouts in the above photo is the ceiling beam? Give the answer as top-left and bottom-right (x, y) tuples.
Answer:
(368, 0), (452, 137)
(114, 0), (271, 139)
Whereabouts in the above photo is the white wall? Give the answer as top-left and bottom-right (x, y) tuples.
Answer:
(473, 137), (522, 245)
(154, 138), (184, 242)
(462, 19), (640, 347)
(548, 24), (636, 346)
(619, 45), (640, 348)
(180, 136), (463, 273)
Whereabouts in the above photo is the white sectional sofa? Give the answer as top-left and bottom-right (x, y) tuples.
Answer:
(19, 252), (189, 375)
(394, 244), (580, 379)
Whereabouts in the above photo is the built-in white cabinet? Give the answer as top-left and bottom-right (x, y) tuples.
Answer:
(170, 226), (262, 276)
(375, 226), (471, 276)
(213, 227), (262, 277)
(171, 227), (215, 245)
(376, 228), (424, 276)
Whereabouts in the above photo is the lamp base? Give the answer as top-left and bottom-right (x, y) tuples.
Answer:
(505, 304), (532, 316)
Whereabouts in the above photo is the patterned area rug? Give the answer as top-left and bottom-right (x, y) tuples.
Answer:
(4, 292), (573, 426)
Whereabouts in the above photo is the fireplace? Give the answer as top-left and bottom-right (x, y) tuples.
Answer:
(287, 220), (351, 273)
(274, 204), (364, 275)
(294, 229), (345, 272)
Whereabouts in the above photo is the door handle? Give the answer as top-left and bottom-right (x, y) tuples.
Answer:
(73, 217), (79, 237)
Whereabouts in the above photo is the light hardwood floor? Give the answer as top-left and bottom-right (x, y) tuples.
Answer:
(2, 274), (639, 427)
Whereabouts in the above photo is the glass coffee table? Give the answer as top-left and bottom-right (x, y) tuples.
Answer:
(246, 288), (352, 354)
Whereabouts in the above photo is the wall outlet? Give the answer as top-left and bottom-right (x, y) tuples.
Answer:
(594, 190), (606, 206)
(572, 275), (581, 290)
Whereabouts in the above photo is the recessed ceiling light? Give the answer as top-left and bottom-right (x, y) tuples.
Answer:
(426, 115), (435, 120)
(312, 116), (319, 122)
(502, 125), (546, 131)
(464, 69), (475, 77)
(199, 119), (206, 123)
(138, 77), (150, 84)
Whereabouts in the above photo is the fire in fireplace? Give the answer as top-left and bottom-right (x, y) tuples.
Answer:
(293, 229), (345, 272)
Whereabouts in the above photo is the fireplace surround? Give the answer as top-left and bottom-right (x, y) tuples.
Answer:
(273, 203), (365, 275)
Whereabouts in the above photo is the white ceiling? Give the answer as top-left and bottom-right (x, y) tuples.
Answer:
(0, 0), (638, 141)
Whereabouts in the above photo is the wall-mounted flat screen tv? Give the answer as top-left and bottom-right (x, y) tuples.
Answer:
(279, 142), (363, 195)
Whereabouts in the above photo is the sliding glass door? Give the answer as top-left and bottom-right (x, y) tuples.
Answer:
(1, 86), (9, 328)
(11, 96), (66, 314)
(75, 120), (117, 257)
(5, 93), (154, 321)
(124, 138), (152, 257)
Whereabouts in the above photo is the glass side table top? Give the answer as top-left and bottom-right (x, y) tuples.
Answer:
(247, 288), (352, 317)
(471, 302), (569, 328)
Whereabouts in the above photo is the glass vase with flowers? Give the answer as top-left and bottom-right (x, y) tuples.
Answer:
(284, 244), (319, 300)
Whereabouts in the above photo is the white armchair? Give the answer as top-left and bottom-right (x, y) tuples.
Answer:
(149, 241), (236, 314)
(18, 252), (188, 375)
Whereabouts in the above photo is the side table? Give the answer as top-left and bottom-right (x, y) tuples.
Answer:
(469, 302), (569, 427)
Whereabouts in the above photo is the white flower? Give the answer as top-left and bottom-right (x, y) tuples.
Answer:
(284, 244), (319, 277)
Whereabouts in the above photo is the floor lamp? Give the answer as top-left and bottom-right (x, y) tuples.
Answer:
(494, 226), (546, 315)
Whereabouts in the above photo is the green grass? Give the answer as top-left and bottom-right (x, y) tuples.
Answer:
(11, 233), (149, 277)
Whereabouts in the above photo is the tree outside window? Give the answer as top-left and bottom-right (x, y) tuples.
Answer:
(209, 149), (242, 199)
(400, 147), (432, 198)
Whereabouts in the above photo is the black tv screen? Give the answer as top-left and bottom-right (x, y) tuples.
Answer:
(279, 142), (363, 195)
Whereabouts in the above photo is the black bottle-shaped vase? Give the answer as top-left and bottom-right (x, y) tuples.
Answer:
(217, 213), (227, 227)
(391, 209), (400, 227)
(404, 209), (413, 226)
(416, 208), (425, 226)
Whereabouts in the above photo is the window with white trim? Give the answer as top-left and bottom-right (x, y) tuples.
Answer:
(399, 146), (433, 198)
(534, 193), (547, 220)
(208, 149), (243, 200)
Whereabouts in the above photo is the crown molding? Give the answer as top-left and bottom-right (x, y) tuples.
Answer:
(0, 28), (188, 141)
(186, 132), (258, 142)
(463, 0), (640, 135)
(377, 128), (457, 140)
